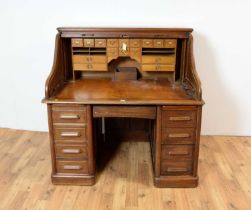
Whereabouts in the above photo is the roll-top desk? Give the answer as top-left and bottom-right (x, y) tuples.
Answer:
(42, 28), (204, 188)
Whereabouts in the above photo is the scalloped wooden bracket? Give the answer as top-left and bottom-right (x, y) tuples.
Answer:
(45, 33), (66, 98)
(182, 34), (202, 100)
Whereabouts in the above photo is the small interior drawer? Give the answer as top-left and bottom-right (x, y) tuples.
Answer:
(161, 145), (193, 160)
(142, 39), (153, 47)
(73, 55), (107, 64)
(164, 39), (177, 48)
(153, 39), (164, 48)
(84, 39), (94, 47)
(130, 48), (141, 56)
(161, 160), (193, 176)
(73, 63), (107, 71)
(107, 39), (118, 47)
(141, 64), (175, 72)
(162, 106), (197, 127)
(54, 127), (87, 142)
(162, 128), (196, 144)
(55, 144), (88, 159)
(142, 56), (175, 64)
(130, 39), (141, 47)
(95, 39), (106, 47)
(52, 105), (87, 124)
(56, 160), (89, 174)
(72, 39), (83, 47)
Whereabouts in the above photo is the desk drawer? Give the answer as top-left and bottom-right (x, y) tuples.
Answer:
(72, 39), (83, 47)
(162, 106), (197, 127)
(56, 160), (89, 174)
(73, 63), (107, 71)
(162, 128), (196, 144)
(153, 39), (164, 48)
(164, 39), (177, 48)
(93, 106), (156, 119)
(141, 64), (175, 72)
(52, 105), (87, 124)
(130, 39), (141, 47)
(95, 39), (106, 47)
(54, 127), (87, 142)
(55, 144), (88, 159)
(142, 39), (153, 47)
(107, 39), (118, 47)
(161, 145), (193, 160)
(142, 56), (175, 64)
(161, 160), (193, 176)
(84, 39), (94, 47)
(73, 55), (107, 64)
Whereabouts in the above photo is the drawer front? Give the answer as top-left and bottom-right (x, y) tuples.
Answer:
(161, 160), (193, 175)
(54, 127), (87, 142)
(153, 39), (164, 48)
(130, 48), (141, 57)
(107, 39), (118, 47)
(142, 39), (153, 48)
(95, 39), (106, 47)
(162, 128), (196, 144)
(141, 64), (175, 72)
(142, 56), (175, 64)
(161, 145), (193, 160)
(164, 39), (177, 48)
(162, 107), (197, 127)
(84, 39), (94, 47)
(130, 39), (140, 47)
(72, 39), (83, 47)
(73, 63), (107, 71)
(56, 160), (89, 174)
(55, 144), (88, 158)
(52, 105), (87, 124)
(73, 55), (107, 64)
(107, 47), (118, 58)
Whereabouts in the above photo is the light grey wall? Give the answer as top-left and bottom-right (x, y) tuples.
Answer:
(0, 0), (250, 135)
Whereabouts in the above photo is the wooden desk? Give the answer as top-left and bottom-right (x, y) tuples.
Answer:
(43, 28), (204, 188)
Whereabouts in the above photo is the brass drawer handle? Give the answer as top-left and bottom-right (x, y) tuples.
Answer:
(60, 115), (80, 119)
(61, 132), (81, 137)
(155, 65), (160, 70)
(167, 167), (188, 172)
(169, 116), (191, 121)
(98, 41), (103, 45)
(168, 133), (190, 138)
(75, 41), (80, 44)
(63, 165), (81, 170)
(168, 151), (189, 156)
(87, 64), (93, 69)
(62, 149), (81, 154)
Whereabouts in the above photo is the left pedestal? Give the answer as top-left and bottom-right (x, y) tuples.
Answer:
(47, 104), (95, 185)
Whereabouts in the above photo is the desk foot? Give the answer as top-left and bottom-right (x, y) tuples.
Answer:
(51, 174), (95, 186)
(154, 175), (198, 188)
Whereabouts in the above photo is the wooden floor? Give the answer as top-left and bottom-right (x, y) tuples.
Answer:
(0, 129), (251, 210)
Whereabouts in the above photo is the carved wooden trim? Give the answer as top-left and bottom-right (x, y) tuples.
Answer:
(45, 33), (66, 98)
(183, 34), (202, 100)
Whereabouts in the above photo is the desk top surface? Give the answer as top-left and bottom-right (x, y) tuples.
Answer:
(44, 79), (203, 105)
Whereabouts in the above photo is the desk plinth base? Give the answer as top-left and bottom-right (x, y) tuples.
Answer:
(154, 175), (198, 188)
(51, 174), (95, 186)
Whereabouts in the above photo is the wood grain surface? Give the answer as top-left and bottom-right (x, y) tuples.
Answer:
(0, 128), (251, 210)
